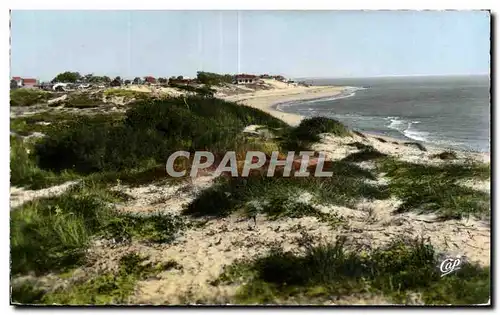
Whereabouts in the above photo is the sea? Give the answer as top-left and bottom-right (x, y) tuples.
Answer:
(276, 75), (491, 153)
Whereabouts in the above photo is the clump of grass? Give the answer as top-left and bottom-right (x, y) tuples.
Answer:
(346, 141), (373, 150)
(431, 151), (458, 160)
(10, 136), (79, 189)
(215, 237), (490, 305)
(103, 88), (150, 101)
(10, 181), (185, 276)
(10, 89), (54, 107)
(342, 147), (388, 162)
(11, 118), (52, 136)
(352, 130), (366, 138)
(375, 137), (387, 143)
(377, 158), (490, 219)
(21, 253), (180, 305)
(11, 281), (47, 304)
(378, 157), (490, 182)
(63, 92), (104, 108)
(184, 161), (388, 219)
(101, 212), (187, 244)
(10, 190), (109, 275)
(284, 117), (350, 150)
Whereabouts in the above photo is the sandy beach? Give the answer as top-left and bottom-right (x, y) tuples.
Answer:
(222, 83), (347, 126)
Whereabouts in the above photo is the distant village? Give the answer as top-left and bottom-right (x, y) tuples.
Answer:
(10, 72), (307, 92)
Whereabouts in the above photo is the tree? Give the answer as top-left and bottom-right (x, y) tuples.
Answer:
(176, 75), (184, 80)
(110, 78), (121, 87)
(52, 71), (82, 83)
(83, 73), (94, 83)
(158, 77), (167, 84)
(133, 77), (141, 84)
(196, 71), (234, 86)
(10, 79), (18, 90)
(102, 76), (111, 83)
(114, 76), (122, 84)
(124, 79), (131, 85)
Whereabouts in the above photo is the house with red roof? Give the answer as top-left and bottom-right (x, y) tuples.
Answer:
(11, 77), (38, 88)
(22, 78), (38, 88)
(235, 74), (259, 85)
(144, 76), (157, 85)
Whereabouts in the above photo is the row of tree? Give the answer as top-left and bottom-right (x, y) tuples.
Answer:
(50, 72), (189, 85)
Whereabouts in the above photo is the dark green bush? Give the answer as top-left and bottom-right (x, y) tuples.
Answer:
(284, 117), (350, 150)
(217, 237), (490, 305)
(10, 89), (54, 107)
(34, 97), (287, 175)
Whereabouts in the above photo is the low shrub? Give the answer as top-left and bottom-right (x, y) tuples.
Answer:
(215, 237), (490, 305)
(431, 151), (458, 160)
(184, 161), (388, 219)
(20, 253), (180, 305)
(10, 89), (54, 107)
(34, 97), (287, 175)
(342, 147), (388, 162)
(377, 158), (491, 219)
(284, 117), (350, 150)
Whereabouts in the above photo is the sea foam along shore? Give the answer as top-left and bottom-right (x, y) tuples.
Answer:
(221, 84), (490, 164)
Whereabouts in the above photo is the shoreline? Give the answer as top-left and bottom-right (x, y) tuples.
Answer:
(221, 85), (490, 162)
(221, 85), (346, 127)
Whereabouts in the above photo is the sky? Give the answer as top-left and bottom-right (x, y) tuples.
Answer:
(11, 10), (491, 81)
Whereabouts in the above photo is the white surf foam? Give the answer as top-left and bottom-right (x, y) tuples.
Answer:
(386, 117), (430, 142)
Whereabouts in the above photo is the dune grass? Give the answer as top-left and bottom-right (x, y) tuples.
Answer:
(12, 253), (181, 305)
(10, 181), (187, 277)
(33, 97), (287, 176)
(214, 237), (490, 305)
(283, 117), (350, 150)
(10, 89), (54, 107)
(376, 158), (490, 220)
(431, 151), (458, 160)
(10, 136), (79, 189)
(184, 160), (389, 220)
(342, 146), (388, 163)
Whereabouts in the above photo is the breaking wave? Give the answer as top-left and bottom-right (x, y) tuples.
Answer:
(386, 117), (429, 142)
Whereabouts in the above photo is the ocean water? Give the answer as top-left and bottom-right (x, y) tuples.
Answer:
(277, 75), (491, 152)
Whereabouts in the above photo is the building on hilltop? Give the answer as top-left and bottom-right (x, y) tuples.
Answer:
(144, 76), (157, 85)
(235, 74), (259, 84)
(11, 77), (38, 88)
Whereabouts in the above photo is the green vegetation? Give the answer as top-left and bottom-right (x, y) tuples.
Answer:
(102, 212), (187, 244)
(169, 83), (216, 97)
(12, 253), (181, 305)
(285, 117), (350, 150)
(10, 89), (54, 107)
(62, 92), (104, 108)
(52, 71), (82, 83)
(11, 182), (187, 276)
(11, 186), (111, 275)
(196, 71), (234, 86)
(431, 150), (458, 160)
(34, 97), (287, 175)
(10, 136), (79, 189)
(342, 146), (388, 162)
(214, 237), (490, 305)
(103, 88), (151, 101)
(377, 157), (490, 219)
(184, 160), (388, 220)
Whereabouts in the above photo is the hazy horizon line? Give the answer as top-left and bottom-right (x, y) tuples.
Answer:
(294, 73), (490, 80)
